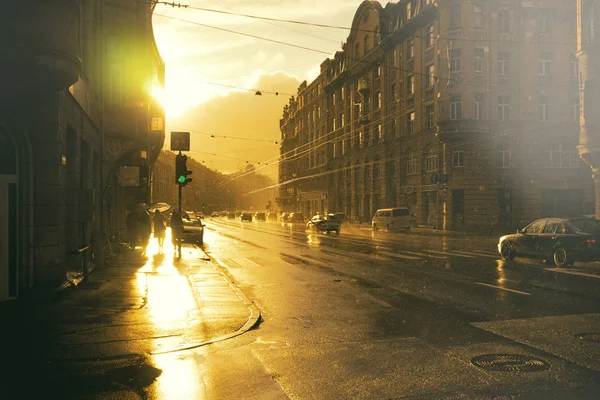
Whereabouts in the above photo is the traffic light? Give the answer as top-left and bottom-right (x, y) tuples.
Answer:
(175, 153), (188, 185)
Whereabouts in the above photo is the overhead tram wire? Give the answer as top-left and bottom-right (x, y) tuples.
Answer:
(154, 3), (577, 47)
(170, 127), (280, 144)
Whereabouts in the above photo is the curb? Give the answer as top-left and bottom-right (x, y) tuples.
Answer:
(151, 248), (261, 355)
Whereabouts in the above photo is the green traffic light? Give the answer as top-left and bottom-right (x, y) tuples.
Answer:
(177, 175), (186, 183)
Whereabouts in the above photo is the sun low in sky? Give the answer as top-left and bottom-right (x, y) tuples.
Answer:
(151, 0), (364, 177)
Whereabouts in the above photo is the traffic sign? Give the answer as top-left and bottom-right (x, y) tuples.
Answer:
(171, 131), (190, 151)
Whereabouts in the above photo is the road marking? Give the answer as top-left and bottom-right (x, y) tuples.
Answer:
(377, 250), (422, 260)
(426, 250), (476, 258)
(474, 282), (531, 296)
(467, 250), (499, 257)
(401, 250), (447, 259)
(544, 268), (600, 279)
(245, 257), (264, 268)
(452, 251), (498, 259)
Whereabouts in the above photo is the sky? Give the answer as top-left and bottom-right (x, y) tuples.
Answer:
(152, 0), (366, 178)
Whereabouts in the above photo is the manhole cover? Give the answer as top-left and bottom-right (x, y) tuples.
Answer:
(471, 354), (550, 372)
(575, 332), (600, 343)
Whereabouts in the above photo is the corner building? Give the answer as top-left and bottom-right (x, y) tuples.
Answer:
(279, 0), (592, 230)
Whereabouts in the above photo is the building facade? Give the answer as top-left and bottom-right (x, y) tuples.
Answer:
(0, 0), (164, 301)
(279, 0), (592, 230)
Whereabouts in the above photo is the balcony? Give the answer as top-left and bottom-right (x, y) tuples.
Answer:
(0, 0), (81, 93)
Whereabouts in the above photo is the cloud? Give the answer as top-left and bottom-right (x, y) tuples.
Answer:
(167, 71), (302, 180)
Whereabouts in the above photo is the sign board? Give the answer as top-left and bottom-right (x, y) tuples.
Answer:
(170, 131), (190, 151)
(118, 166), (140, 187)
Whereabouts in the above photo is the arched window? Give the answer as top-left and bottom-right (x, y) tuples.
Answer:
(355, 42), (360, 58)
(375, 26), (380, 44)
(364, 35), (370, 53)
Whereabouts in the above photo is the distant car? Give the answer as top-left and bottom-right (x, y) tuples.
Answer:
(211, 212), (219, 218)
(267, 212), (279, 222)
(288, 212), (304, 223)
(254, 212), (266, 222)
(372, 207), (415, 231)
(195, 212), (204, 219)
(307, 214), (341, 234)
(498, 217), (600, 267)
(280, 212), (289, 223)
(240, 212), (253, 222)
(227, 212), (236, 220)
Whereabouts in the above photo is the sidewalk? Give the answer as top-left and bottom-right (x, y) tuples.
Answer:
(1, 241), (259, 398)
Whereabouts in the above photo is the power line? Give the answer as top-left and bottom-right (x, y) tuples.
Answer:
(169, 127), (280, 144)
(199, 80), (294, 96)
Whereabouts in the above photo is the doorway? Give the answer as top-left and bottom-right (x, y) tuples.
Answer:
(0, 129), (18, 301)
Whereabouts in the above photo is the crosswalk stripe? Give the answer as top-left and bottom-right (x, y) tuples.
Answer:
(401, 250), (447, 259)
(474, 282), (531, 296)
(378, 250), (422, 260)
(426, 250), (476, 258)
(467, 250), (499, 256)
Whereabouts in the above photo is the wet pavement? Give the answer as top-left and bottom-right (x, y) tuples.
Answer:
(2, 221), (599, 399)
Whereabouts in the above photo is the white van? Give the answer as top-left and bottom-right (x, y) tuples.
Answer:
(372, 207), (415, 231)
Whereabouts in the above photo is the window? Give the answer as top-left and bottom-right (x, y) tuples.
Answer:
(499, 9), (510, 33)
(342, 139), (347, 154)
(474, 5), (483, 29)
(359, 131), (364, 147)
(538, 14), (551, 34)
(498, 142), (511, 168)
(425, 150), (438, 172)
(364, 35), (370, 54)
(475, 93), (484, 120)
(426, 104), (435, 128)
(408, 39), (414, 59)
(538, 52), (552, 76)
(406, 2), (412, 21)
(450, 49), (462, 73)
(498, 96), (510, 121)
(391, 83), (396, 100)
(355, 43), (360, 58)
(547, 145), (580, 168)
(393, 49), (398, 67)
(376, 91), (381, 109)
(426, 25), (435, 47)
(538, 95), (551, 121)
(341, 112), (345, 127)
(407, 75), (415, 95)
(450, 5), (461, 29)
(407, 153), (417, 175)
(474, 48), (484, 73)
(332, 117), (336, 131)
(450, 94), (462, 120)
(498, 52), (510, 76)
(341, 87), (345, 100)
(407, 112), (415, 135)
(570, 54), (578, 78)
(570, 103), (580, 122)
(525, 220), (545, 234)
(426, 65), (436, 87)
(391, 118), (396, 139)
(452, 150), (464, 167)
(375, 124), (382, 141)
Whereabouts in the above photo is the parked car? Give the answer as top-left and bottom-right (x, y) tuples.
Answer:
(372, 207), (415, 231)
(267, 212), (279, 222)
(254, 212), (266, 222)
(498, 217), (600, 267)
(240, 212), (253, 222)
(288, 212), (305, 223)
(195, 212), (204, 219)
(211, 211), (219, 218)
(182, 213), (204, 245)
(306, 214), (341, 234)
(227, 212), (236, 220)
(280, 212), (289, 223)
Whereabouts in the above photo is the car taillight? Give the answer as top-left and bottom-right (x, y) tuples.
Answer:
(585, 239), (597, 244)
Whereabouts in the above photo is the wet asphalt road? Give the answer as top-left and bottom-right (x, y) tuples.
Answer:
(193, 218), (600, 399)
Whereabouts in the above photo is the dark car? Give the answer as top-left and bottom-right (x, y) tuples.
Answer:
(182, 213), (204, 245)
(306, 214), (341, 234)
(240, 212), (253, 222)
(267, 212), (279, 222)
(280, 212), (289, 223)
(331, 213), (347, 224)
(227, 212), (236, 220)
(288, 212), (304, 223)
(254, 212), (266, 222)
(498, 217), (600, 267)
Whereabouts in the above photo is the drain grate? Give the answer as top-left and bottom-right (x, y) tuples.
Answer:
(575, 332), (600, 343)
(471, 354), (550, 372)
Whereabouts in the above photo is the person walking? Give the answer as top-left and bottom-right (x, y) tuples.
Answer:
(138, 210), (152, 257)
(153, 210), (167, 253)
(170, 208), (184, 258)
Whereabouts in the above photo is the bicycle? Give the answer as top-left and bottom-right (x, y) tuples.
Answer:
(102, 232), (126, 266)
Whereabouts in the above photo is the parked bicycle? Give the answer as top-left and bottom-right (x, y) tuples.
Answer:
(102, 232), (128, 266)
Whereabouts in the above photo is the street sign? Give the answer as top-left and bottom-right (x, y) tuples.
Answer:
(171, 131), (190, 151)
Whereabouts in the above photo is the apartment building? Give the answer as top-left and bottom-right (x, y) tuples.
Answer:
(279, 0), (592, 230)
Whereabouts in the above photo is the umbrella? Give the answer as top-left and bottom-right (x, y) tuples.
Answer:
(148, 202), (172, 213)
